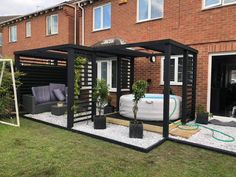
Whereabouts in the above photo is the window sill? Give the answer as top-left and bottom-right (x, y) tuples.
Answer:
(46, 33), (58, 37)
(136, 17), (163, 24)
(25, 36), (31, 38)
(202, 3), (236, 11)
(92, 27), (111, 33)
(160, 82), (183, 86)
(9, 41), (17, 44)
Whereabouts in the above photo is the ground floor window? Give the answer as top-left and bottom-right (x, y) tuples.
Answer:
(161, 56), (183, 85)
(97, 59), (117, 91)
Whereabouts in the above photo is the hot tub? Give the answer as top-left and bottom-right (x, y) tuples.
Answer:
(119, 94), (182, 121)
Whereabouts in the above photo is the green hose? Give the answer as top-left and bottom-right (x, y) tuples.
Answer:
(169, 96), (235, 143)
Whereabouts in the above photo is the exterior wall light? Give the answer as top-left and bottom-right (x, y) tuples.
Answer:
(150, 56), (156, 63)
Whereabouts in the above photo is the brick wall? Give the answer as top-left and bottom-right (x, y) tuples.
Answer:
(82, 0), (236, 109)
(2, 5), (79, 57)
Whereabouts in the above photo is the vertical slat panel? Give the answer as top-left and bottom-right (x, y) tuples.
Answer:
(182, 50), (188, 124)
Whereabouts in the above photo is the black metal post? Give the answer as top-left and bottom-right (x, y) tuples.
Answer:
(130, 57), (134, 93)
(163, 44), (171, 138)
(191, 53), (197, 119)
(181, 50), (188, 124)
(116, 57), (121, 111)
(91, 54), (97, 118)
(15, 54), (20, 71)
(67, 49), (75, 129)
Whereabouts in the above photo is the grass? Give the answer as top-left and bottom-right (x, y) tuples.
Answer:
(0, 118), (236, 177)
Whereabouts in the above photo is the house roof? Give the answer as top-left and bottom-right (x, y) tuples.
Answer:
(0, 0), (79, 27)
(0, 16), (19, 23)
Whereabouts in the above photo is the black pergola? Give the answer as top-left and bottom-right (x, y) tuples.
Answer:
(15, 39), (198, 140)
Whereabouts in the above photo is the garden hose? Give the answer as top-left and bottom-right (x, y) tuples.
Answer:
(169, 97), (235, 143)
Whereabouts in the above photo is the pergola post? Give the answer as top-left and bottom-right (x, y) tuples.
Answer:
(191, 53), (197, 119)
(116, 57), (121, 111)
(163, 44), (171, 138)
(67, 49), (75, 129)
(91, 54), (97, 118)
(181, 50), (188, 124)
(130, 57), (135, 93)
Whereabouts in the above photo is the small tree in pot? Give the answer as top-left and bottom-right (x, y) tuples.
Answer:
(93, 79), (109, 129)
(130, 80), (148, 138)
(196, 104), (209, 124)
(104, 95), (115, 114)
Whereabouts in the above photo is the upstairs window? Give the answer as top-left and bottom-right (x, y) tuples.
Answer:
(203, 0), (236, 9)
(0, 33), (2, 46)
(9, 25), (17, 43)
(46, 14), (58, 35)
(26, 21), (31, 37)
(137, 0), (164, 22)
(93, 3), (111, 31)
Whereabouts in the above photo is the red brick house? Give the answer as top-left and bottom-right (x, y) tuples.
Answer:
(0, 1), (79, 58)
(0, 16), (19, 57)
(78, 0), (236, 118)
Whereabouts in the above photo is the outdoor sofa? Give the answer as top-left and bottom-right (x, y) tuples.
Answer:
(23, 83), (67, 114)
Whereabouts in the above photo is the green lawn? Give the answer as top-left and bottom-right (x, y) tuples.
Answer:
(0, 119), (235, 177)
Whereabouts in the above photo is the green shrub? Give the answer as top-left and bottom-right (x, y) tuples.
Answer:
(132, 80), (148, 122)
(93, 79), (109, 117)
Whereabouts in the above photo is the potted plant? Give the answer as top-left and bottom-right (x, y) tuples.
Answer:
(129, 80), (148, 138)
(93, 79), (109, 129)
(196, 104), (209, 124)
(104, 95), (114, 114)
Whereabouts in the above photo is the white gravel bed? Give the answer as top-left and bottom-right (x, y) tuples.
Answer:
(24, 112), (67, 127)
(25, 113), (163, 149)
(73, 121), (163, 149)
(170, 116), (236, 153)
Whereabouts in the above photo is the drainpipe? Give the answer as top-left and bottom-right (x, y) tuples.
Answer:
(78, 0), (87, 46)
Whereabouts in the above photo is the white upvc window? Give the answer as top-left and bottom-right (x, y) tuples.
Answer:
(0, 33), (2, 46)
(93, 3), (111, 31)
(97, 59), (117, 92)
(203, 0), (236, 9)
(160, 56), (183, 85)
(46, 14), (58, 35)
(137, 0), (164, 22)
(9, 25), (17, 43)
(26, 21), (31, 37)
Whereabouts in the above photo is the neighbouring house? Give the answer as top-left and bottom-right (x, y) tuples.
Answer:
(78, 0), (236, 118)
(0, 1), (80, 58)
(0, 16), (19, 57)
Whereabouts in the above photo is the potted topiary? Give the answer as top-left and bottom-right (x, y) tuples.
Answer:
(104, 95), (114, 114)
(93, 79), (109, 129)
(196, 104), (209, 124)
(129, 80), (148, 138)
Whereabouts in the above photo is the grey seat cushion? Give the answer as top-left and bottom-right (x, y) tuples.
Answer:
(32, 86), (50, 104)
(53, 89), (65, 101)
(49, 83), (66, 101)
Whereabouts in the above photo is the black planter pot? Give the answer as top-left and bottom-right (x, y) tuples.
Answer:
(196, 113), (209, 124)
(94, 115), (106, 129)
(104, 105), (114, 114)
(129, 121), (143, 139)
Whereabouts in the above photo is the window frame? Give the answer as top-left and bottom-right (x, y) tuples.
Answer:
(137, 0), (164, 23)
(160, 55), (183, 86)
(93, 3), (111, 32)
(26, 21), (31, 38)
(46, 14), (59, 36)
(9, 25), (17, 43)
(97, 59), (117, 92)
(0, 33), (2, 46)
(202, 0), (236, 9)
